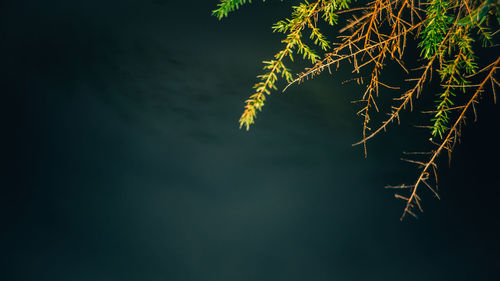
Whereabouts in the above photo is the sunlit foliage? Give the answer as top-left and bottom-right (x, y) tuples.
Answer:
(213, 0), (500, 220)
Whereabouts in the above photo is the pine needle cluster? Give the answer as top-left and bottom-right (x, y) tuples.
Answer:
(213, 0), (500, 220)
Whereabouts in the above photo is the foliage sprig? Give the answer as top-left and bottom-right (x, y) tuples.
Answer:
(232, 0), (350, 130)
(212, 0), (254, 20)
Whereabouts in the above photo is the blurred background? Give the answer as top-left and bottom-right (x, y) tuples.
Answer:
(2, 0), (500, 280)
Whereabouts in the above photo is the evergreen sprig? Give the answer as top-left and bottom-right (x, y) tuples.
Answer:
(418, 0), (453, 59)
(229, 0), (349, 130)
(212, 0), (253, 20)
(431, 27), (478, 138)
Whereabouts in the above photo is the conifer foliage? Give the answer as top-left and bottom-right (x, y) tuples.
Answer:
(213, 0), (500, 220)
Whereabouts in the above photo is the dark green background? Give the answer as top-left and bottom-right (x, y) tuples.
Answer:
(3, 0), (500, 280)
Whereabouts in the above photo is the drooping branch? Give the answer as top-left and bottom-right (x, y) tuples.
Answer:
(394, 56), (499, 220)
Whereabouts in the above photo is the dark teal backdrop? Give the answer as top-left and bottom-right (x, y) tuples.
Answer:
(2, 0), (500, 280)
